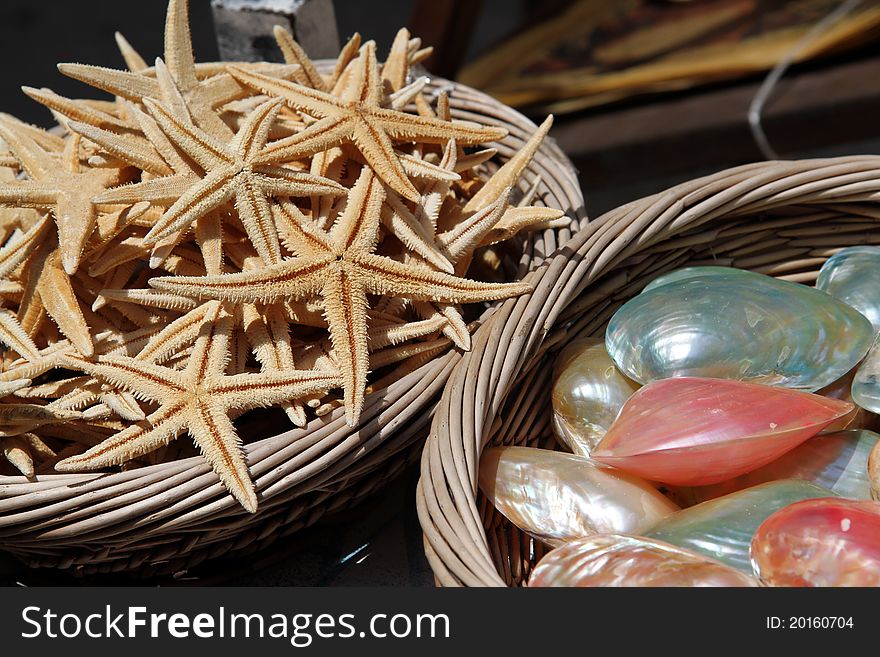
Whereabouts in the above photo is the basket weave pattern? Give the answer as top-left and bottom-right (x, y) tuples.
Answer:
(417, 155), (880, 586)
(0, 77), (585, 576)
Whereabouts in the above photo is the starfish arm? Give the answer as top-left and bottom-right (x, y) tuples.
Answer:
(115, 32), (149, 73)
(389, 77), (428, 110)
(331, 167), (385, 254)
(381, 197), (454, 273)
(463, 115), (552, 212)
(0, 311), (40, 361)
(321, 267), (370, 425)
(151, 256), (332, 303)
(126, 101), (195, 175)
(341, 41), (383, 107)
(227, 65), (340, 117)
(54, 405), (189, 471)
(399, 152), (460, 182)
(57, 63), (160, 102)
(0, 182), (60, 209)
(356, 252), (533, 304)
(88, 237), (149, 277)
(438, 188), (510, 263)
(251, 166), (347, 197)
(455, 148), (497, 173)
(0, 378), (32, 396)
(367, 314), (447, 350)
(350, 117), (420, 202)
(480, 206), (570, 246)
(184, 307), (232, 380)
(0, 117), (58, 179)
(143, 167), (236, 243)
(99, 287), (200, 311)
(163, 0), (199, 91)
(331, 33), (362, 87)
(234, 98), (284, 161)
(55, 190), (100, 274)
(212, 369), (341, 411)
(0, 214), (51, 279)
(101, 389), (146, 421)
(61, 353), (184, 402)
(22, 86), (130, 131)
(273, 25), (326, 91)
(36, 252), (93, 355)
(233, 176), (282, 265)
(137, 301), (218, 363)
(253, 115), (352, 165)
(413, 300), (471, 351)
(94, 175), (195, 205)
(194, 212), (223, 275)
(383, 28), (412, 92)
(272, 201), (335, 258)
(67, 120), (173, 176)
(188, 400), (257, 512)
(375, 107), (508, 145)
(144, 98), (231, 170)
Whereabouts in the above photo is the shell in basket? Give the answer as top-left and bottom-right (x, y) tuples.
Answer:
(417, 154), (880, 586)
(0, 0), (584, 575)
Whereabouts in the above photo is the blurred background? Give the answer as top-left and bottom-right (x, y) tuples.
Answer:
(1, 0), (879, 585)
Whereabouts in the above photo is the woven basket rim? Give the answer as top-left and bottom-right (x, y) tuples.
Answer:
(417, 153), (880, 587)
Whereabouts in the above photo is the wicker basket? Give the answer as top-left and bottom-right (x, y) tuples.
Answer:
(417, 154), (880, 586)
(0, 75), (586, 577)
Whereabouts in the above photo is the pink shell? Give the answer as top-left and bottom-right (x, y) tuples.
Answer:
(751, 498), (880, 586)
(592, 377), (853, 486)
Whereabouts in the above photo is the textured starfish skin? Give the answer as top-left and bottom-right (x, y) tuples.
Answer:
(0, 118), (121, 274)
(151, 169), (532, 424)
(56, 307), (341, 512)
(228, 42), (507, 202)
(97, 97), (346, 265)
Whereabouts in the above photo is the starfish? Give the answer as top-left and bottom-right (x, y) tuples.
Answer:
(150, 167), (532, 424)
(56, 304), (341, 512)
(227, 41), (508, 202)
(0, 118), (122, 274)
(96, 97), (347, 266)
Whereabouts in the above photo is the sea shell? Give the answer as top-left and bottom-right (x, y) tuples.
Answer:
(751, 498), (880, 586)
(670, 430), (879, 507)
(816, 246), (880, 331)
(644, 480), (837, 573)
(852, 334), (880, 414)
(591, 377), (853, 486)
(528, 534), (758, 587)
(642, 265), (752, 293)
(816, 367), (873, 433)
(606, 266), (873, 391)
(478, 446), (678, 547)
(551, 337), (640, 456)
(869, 439), (880, 501)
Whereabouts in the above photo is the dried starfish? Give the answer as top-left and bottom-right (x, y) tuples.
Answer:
(150, 168), (532, 424)
(0, 118), (122, 274)
(56, 305), (341, 512)
(97, 97), (346, 265)
(228, 41), (507, 202)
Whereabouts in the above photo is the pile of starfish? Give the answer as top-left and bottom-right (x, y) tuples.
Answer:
(0, 0), (567, 512)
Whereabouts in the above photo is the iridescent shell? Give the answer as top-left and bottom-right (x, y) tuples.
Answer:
(591, 377), (853, 486)
(816, 367), (873, 433)
(869, 439), (880, 501)
(644, 480), (837, 573)
(853, 334), (880, 414)
(551, 337), (640, 456)
(751, 498), (880, 586)
(642, 265), (753, 293)
(478, 446), (678, 547)
(670, 430), (879, 507)
(528, 534), (758, 587)
(816, 246), (880, 331)
(606, 267), (873, 390)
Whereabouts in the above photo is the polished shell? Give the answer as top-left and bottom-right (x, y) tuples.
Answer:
(670, 430), (879, 506)
(853, 334), (880, 414)
(528, 534), (758, 587)
(591, 377), (853, 486)
(552, 337), (640, 456)
(816, 246), (880, 331)
(751, 498), (880, 586)
(606, 267), (873, 390)
(644, 479), (837, 573)
(478, 446), (679, 547)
